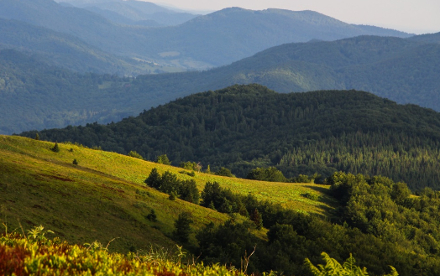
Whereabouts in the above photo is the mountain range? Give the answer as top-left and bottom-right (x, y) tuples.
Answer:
(57, 0), (199, 27)
(2, 32), (440, 134)
(0, 0), (411, 71)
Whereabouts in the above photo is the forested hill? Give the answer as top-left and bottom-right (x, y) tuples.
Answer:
(23, 84), (440, 191)
(130, 34), (440, 112)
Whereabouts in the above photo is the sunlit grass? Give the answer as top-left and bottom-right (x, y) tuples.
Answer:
(0, 135), (335, 253)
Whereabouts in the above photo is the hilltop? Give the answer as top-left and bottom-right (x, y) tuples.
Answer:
(23, 84), (440, 191)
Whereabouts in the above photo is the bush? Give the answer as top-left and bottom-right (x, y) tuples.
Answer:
(72, 159), (78, 165)
(128, 151), (143, 159)
(146, 209), (157, 222)
(156, 154), (171, 165)
(246, 167), (287, 182)
(215, 167), (235, 177)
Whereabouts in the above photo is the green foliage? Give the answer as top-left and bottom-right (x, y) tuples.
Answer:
(28, 85), (440, 190)
(146, 209), (157, 222)
(215, 167), (235, 177)
(195, 220), (261, 272)
(291, 174), (314, 183)
(72, 159), (78, 165)
(35, 133), (39, 140)
(51, 142), (60, 152)
(169, 192), (177, 201)
(1, 230), (261, 276)
(145, 168), (161, 189)
(172, 212), (193, 244)
(128, 150), (143, 160)
(305, 252), (398, 276)
(205, 165), (212, 174)
(246, 167), (287, 182)
(156, 154), (171, 165)
(145, 169), (200, 204)
(250, 208), (263, 230)
(302, 192), (321, 201)
(180, 161), (202, 172)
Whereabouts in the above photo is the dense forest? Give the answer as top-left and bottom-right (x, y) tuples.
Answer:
(142, 168), (440, 275)
(24, 84), (440, 191)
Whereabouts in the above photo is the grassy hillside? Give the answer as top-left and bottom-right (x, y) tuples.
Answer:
(25, 84), (440, 191)
(6, 135), (440, 275)
(0, 135), (332, 253)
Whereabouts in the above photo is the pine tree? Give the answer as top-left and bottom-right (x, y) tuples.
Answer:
(172, 212), (193, 244)
(51, 142), (60, 152)
(145, 168), (161, 189)
(250, 208), (263, 229)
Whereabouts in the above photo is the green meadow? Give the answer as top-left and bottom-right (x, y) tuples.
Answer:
(0, 135), (333, 252)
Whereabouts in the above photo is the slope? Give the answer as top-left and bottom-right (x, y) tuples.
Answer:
(0, 134), (333, 253)
(24, 84), (440, 191)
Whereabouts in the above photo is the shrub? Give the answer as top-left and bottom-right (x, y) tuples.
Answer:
(215, 167), (234, 177)
(146, 209), (157, 222)
(128, 151), (143, 160)
(156, 154), (171, 165)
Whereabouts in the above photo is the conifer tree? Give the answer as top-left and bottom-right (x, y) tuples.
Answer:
(145, 168), (161, 189)
(173, 212), (193, 244)
(51, 142), (60, 152)
(250, 208), (263, 229)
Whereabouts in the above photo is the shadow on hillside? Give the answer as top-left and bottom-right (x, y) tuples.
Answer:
(302, 184), (331, 195)
(301, 184), (340, 217)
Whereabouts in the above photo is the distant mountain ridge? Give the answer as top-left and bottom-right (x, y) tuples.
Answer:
(0, 18), (169, 75)
(0, 0), (411, 70)
(58, 0), (199, 26)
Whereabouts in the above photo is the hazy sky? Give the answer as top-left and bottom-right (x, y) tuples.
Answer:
(153, 0), (439, 34)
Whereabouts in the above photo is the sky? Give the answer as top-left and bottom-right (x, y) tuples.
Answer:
(153, 0), (440, 34)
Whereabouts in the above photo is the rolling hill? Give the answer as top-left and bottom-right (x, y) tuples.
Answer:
(0, 134), (330, 252)
(22, 84), (440, 191)
(6, 134), (440, 275)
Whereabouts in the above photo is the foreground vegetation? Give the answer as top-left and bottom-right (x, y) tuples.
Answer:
(1, 225), (399, 276)
(5, 135), (440, 274)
